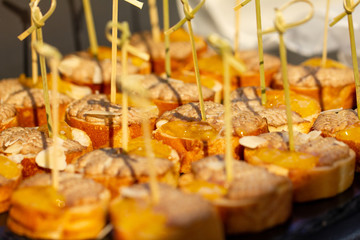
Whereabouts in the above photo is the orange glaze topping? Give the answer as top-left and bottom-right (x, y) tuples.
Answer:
(335, 123), (360, 142)
(263, 89), (320, 118)
(0, 155), (21, 179)
(247, 148), (319, 170)
(160, 121), (219, 141)
(12, 186), (65, 213)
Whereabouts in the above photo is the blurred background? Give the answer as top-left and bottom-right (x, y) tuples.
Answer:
(0, 0), (179, 78)
(1, 0), (360, 78)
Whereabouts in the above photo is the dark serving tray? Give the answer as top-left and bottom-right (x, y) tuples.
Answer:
(1, 173), (360, 240)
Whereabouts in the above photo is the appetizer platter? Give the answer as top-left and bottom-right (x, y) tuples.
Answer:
(1, 0), (360, 239)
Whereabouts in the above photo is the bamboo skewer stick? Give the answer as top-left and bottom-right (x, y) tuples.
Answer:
(262, 0), (314, 151)
(30, 0), (38, 85)
(20, 0), (57, 137)
(208, 34), (246, 183)
(234, 0), (241, 59)
(235, 0), (266, 105)
(149, 0), (161, 42)
(106, 21), (150, 151)
(110, 0), (144, 104)
(163, 0), (171, 78)
(119, 76), (159, 204)
(110, 0), (119, 104)
(82, 0), (99, 57)
(166, 0), (206, 121)
(330, 0), (360, 119)
(33, 42), (62, 190)
(321, 0), (331, 67)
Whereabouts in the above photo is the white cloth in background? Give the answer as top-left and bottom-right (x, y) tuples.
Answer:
(176, 0), (360, 64)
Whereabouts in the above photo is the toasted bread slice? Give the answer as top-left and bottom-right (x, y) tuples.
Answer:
(241, 131), (356, 202)
(118, 74), (215, 115)
(130, 29), (207, 74)
(0, 126), (91, 178)
(5, 88), (72, 127)
(180, 155), (292, 233)
(110, 183), (224, 240)
(0, 156), (22, 213)
(59, 50), (151, 94)
(272, 61), (355, 110)
(154, 101), (268, 173)
(7, 173), (110, 239)
(231, 87), (321, 133)
(312, 109), (360, 171)
(65, 94), (158, 149)
(0, 104), (17, 132)
(67, 148), (178, 197)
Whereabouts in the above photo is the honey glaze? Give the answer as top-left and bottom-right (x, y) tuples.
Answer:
(0, 156), (21, 179)
(12, 186), (65, 213)
(247, 148), (319, 170)
(264, 90), (320, 118)
(335, 123), (360, 142)
(126, 137), (172, 159)
(160, 121), (219, 141)
(111, 198), (167, 239)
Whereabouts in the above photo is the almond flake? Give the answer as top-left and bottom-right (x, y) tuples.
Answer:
(239, 136), (267, 149)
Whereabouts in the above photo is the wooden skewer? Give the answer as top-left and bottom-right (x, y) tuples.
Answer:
(121, 76), (160, 204)
(234, 0), (241, 59)
(110, 0), (119, 104)
(30, 0), (38, 85)
(110, 0), (144, 103)
(163, 0), (171, 78)
(166, 0), (207, 121)
(33, 42), (62, 190)
(27, 0), (57, 137)
(262, 0), (314, 151)
(82, 0), (99, 58)
(148, 0), (161, 42)
(321, 0), (331, 67)
(105, 21), (149, 151)
(330, 0), (360, 119)
(208, 34), (246, 183)
(235, 0), (267, 105)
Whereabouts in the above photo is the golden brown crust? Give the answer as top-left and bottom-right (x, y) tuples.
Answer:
(0, 104), (17, 131)
(59, 51), (151, 94)
(154, 102), (268, 173)
(4, 88), (72, 127)
(272, 65), (356, 110)
(19, 173), (109, 206)
(8, 172), (111, 239)
(0, 174), (22, 213)
(242, 131), (356, 202)
(0, 78), (26, 102)
(110, 183), (224, 240)
(312, 109), (359, 137)
(66, 94), (157, 149)
(68, 148), (178, 197)
(187, 155), (292, 233)
(130, 30), (207, 74)
(157, 101), (267, 137)
(0, 127), (88, 177)
(124, 74), (215, 115)
(274, 65), (355, 88)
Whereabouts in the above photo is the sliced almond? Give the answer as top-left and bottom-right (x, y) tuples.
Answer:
(4, 141), (23, 154)
(156, 119), (168, 128)
(35, 146), (67, 171)
(120, 186), (148, 199)
(239, 136), (267, 149)
(71, 128), (91, 147)
(265, 164), (289, 177)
